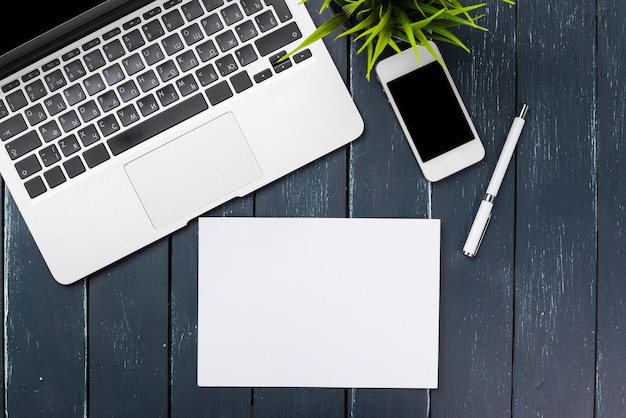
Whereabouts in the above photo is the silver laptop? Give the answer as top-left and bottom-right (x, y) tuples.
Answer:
(0, 0), (363, 284)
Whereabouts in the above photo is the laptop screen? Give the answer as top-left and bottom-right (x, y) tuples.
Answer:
(0, 0), (141, 78)
(0, 1), (110, 58)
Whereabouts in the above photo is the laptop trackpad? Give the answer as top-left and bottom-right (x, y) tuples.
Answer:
(125, 112), (262, 229)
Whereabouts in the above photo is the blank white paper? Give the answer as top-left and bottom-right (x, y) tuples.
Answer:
(197, 217), (440, 388)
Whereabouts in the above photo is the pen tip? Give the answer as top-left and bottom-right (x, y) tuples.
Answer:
(519, 104), (529, 119)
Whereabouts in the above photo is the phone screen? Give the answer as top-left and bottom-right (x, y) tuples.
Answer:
(387, 61), (474, 162)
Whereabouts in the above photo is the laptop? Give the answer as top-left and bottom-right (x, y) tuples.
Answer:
(0, 0), (363, 284)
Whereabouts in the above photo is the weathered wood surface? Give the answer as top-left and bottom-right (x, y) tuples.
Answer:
(3, 0), (624, 416)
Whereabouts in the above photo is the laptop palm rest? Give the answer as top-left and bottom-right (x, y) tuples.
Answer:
(125, 112), (262, 229)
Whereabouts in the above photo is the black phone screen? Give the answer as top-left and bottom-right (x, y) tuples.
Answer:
(387, 61), (475, 162)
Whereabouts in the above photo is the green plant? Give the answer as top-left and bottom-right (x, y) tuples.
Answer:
(286, 0), (514, 79)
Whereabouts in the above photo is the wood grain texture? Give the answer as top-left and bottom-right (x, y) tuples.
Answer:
(514, 0), (597, 416)
(596, 0), (626, 416)
(87, 241), (170, 418)
(4, 195), (87, 417)
(429, 1), (517, 416)
(169, 198), (253, 417)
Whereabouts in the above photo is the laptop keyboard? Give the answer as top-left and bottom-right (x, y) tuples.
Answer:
(0, 0), (312, 199)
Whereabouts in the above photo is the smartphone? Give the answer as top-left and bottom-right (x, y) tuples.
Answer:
(375, 43), (485, 182)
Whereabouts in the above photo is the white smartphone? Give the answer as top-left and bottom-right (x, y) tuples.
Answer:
(375, 42), (485, 182)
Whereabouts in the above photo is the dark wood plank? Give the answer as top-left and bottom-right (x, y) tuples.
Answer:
(4, 194), (87, 416)
(170, 198), (253, 417)
(347, 37), (430, 418)
(428, 2), (517, 416)
(513, 1), (597, 415)
(596, 1), (626, 415)
(88, 242), (169, 417)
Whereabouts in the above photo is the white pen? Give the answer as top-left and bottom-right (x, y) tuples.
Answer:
(463, 104), (528, 257)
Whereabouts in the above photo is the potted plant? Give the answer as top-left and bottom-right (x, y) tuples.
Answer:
(287, 0), (514, 79)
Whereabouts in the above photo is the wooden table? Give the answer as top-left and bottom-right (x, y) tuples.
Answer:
(4, 0), (623, 416)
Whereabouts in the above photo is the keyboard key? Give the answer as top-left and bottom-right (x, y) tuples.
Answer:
(162, 33), (185, 56)
(137, 69), (160, 92)
(202, 0), (223, 12)
(117, 104), (141, 126)
(63, 156), (86, 178)
(235, 44), (258, 66)
(77, 124), (101, 147)
(103, 28), (121, 41)
(103, 39), (126, 62)
(15, 154), (42, 179)
(44, 166), (66, 188)
(230, 71), (252, 93)
(266, 0), (292, 22)
(216, 54), (238, 76)
(176, 74), (199, 96)
(97, 114), (121, 137)
(44, 93), (67, 116)
(201, 14), (224, 36)
(122, 53), (146, 76)
(255, 10), (277, 32)
(103, 63), (125, 86)
(206, 80), (233, 105)
(165, 0), (184, 9)
(117, 80), (140, 102)
(84, 49), (107, 72)
(157, 60), (179, 82)
(6, 90), (28, 112)
(221, 4), (244, 26)
(181, 23), (205, 46)
(142, 44), (166, 66)
(216, 30), (238, 52)
(163, 9), (185, 31)
(58, 110), (82, 133)
(0, 99), (8, 119)
(62, 48), (81, 62)
(123, 17), (142, 30)
(39, 120), (62, 142)
(137, 94), (160, 117)
(108, 93), (207, 155)
(77, 100), (101, 123)
(25, 103), (47, 126)
(98, 91), (121, 113)
(182, 0), (204, 21)
(196, 40), (219, 62)
(123, 29), (145, 52)
(25, 79), (47, 102)
(21, 69), (40, 83)
(44, 69), (67, 92)
(25, 176), (47, 198)
(156, 84), (179, 107)
(143, 7), (162, 20)
(63, 84), (87, 106)
(39, 144), (61, 166)
(0, 114), (27, 141)
(6, 131), (41, 160)
(253, 68), (272, 83)
(58, 134), (81, 157)
(240, 0), (263, 15)
(82, 38), (101, 51)
(255, 22), (302, 56)
(143, 20), (166, 42)
(63, 59), (87, 82)
(42, 59), (60, 72)
(177, 50), (200, 72)
(235, 20), (258, 42)
(84, 74), (107, 96)
(196, 64), (218, 86)
(83, 143), (110, 168)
